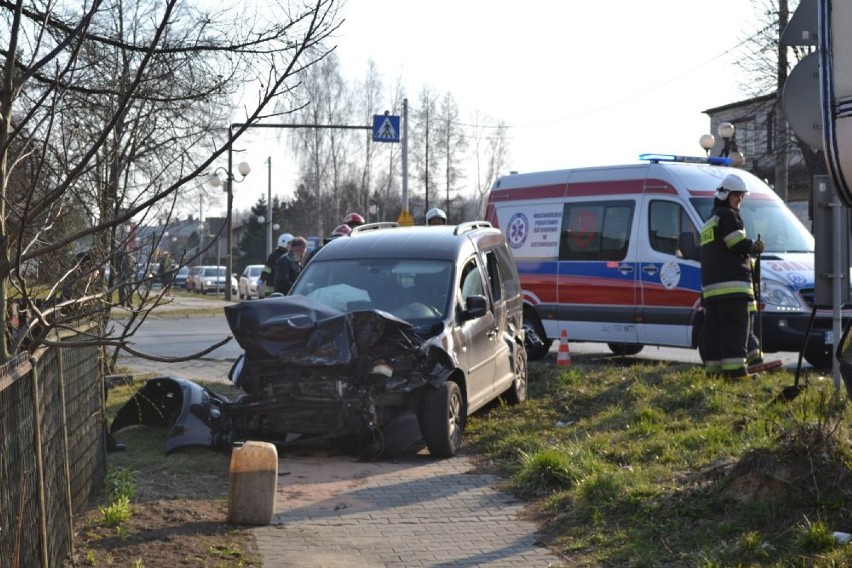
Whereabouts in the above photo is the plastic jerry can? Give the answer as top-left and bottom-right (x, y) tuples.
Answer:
(227, 441), (278, 525)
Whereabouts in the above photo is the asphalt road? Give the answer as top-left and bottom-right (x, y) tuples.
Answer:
(125, 314), (820, 374)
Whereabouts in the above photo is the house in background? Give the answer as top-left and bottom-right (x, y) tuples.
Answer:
(703, 93), (827, 227)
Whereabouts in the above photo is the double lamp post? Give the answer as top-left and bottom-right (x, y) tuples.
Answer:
(208, 155), (251, 301)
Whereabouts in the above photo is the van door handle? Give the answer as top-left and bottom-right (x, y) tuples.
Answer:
(488, 327), (498, 339)
(618, 264), (634, 275)
(643, 265), (658, 276)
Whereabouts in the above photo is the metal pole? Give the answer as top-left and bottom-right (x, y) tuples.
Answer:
(266, 156), (273, 258)
(832, 195), (843, 389)
(225, 126), (234, 301)
(402, 98), (409, 212)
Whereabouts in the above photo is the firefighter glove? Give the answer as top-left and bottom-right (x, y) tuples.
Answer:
(753, 239), (765, 254)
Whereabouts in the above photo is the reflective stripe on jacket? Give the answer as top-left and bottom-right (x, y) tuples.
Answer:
(699, 202), (755, 302)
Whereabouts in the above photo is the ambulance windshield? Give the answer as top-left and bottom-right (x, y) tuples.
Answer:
(691, 198), (814, 254)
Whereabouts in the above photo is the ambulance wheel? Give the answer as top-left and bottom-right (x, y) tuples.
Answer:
(607, 343), (644, 356)
(523, 308), (550, 360)
(804, 347), (833, 370)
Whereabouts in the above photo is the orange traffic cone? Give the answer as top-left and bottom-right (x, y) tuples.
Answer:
(556, 328), (572, 367)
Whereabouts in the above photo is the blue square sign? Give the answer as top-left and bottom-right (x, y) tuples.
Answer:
(372, 114), (400, 143)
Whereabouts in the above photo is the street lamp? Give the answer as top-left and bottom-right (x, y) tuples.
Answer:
(716, 122), (745, 167)
(208, 160), (250, 300)
(699, 134), (715, 156)
(197, 223), (205, 265)
(257, 215), (280, 258)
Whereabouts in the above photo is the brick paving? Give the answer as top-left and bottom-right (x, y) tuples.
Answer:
(120, 295), (566, 567)
(253, 451), (565, 567)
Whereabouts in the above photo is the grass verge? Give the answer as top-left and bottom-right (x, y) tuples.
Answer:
(70, 377), (259, 567)
(466, 358), (852, 566)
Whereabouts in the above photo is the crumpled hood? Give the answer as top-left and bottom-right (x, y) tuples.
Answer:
(224, 294), (421, 363)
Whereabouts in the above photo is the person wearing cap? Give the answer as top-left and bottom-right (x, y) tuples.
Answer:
(343, 212), (365, 228)
(258, 232), (293, 298)
(699, 173), (765, 379)
(426, 207), (447, 225)
(304, 224), (350, 265)
(273, 235), (305, 295)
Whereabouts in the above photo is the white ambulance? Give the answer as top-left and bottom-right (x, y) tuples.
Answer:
(484, 155), (845, 368)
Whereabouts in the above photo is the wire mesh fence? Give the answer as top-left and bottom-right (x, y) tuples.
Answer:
(0, 321), (105, 568)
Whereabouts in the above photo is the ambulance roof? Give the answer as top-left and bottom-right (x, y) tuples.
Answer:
(491, 161), (777, 199)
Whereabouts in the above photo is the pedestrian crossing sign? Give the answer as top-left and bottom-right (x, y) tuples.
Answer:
(372, 114), (400, 143)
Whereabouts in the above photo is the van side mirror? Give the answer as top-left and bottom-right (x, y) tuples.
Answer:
(677, 231), (699, 260)
(464, 295), (488, 320)
(837, 319), (852, 400)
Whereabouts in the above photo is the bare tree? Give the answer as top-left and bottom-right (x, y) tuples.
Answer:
(410, 85), (439, 218)
(288, 52), (357, 237)
(434, 92), (467, 222)
(469, 111), (510, 217)
(732, 0), (823, 199)
(0, 0), (342, 362)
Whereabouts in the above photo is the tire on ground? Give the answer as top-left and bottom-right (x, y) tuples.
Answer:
(419, 380), (464, 458)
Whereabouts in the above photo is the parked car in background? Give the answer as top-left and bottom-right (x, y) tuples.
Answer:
(173, 266), (189, 290)
(238, 264), (264, 300)
(186, 266), (203, 292)
(197, 265), (226, 295)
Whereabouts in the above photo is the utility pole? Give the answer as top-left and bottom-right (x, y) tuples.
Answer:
(266, 156), (273, 258)
(775, 0), (790, 202)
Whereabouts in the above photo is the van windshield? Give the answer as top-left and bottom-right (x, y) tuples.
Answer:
(690, 198), (814, 253)
(291, 259), (454, 324)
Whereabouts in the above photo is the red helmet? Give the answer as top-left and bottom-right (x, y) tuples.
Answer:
(343, 212), (365, 227)
(331, 224), (352, 238)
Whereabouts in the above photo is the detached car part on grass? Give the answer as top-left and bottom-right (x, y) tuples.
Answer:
(111, 295), (459, 458)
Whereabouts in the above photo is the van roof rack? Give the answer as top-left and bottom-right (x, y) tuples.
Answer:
(639, 153), (733, 166)
(454, 221), (492, 236)
(350, 221), (399, 235)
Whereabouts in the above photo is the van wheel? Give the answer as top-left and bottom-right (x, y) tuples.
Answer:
(804, 347), (833, 369)
(523, 308), (550, 360)
(607, 343), (644, 356)
(419, 380), (464, 458)
(502, 346), (528, 405)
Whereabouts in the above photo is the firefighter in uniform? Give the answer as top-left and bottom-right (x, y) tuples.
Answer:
(257, 232), (293, 298)
(699, 174), (765, 379)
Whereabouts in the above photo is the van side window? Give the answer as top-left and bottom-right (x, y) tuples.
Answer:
(493, 244), (520, 298)
(458, 258), (485, 311)
(649, 201), (697, 256)
(559, 201), (634, 261)
(483, 250), (502, 302)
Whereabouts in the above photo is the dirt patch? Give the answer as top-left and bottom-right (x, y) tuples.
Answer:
(67, 468), (261, 567)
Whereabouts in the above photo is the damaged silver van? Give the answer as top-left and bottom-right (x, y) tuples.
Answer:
(111, 222), (528, 458)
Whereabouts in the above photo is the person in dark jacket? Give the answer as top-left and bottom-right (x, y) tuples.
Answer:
(273, 239), (303, 294)
(304, 224), (351, 265)
(699, 173), (765, 379)
(258, 232), (293, 297)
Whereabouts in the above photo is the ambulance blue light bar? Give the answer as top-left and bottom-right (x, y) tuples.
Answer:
(639, 153), (733, 166)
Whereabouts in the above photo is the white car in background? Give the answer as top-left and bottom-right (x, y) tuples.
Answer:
(197, 265), (237, 296)
(238, 264), (265, 300)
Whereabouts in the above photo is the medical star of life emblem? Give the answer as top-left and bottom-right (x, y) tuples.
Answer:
(506, 213), (528, 248)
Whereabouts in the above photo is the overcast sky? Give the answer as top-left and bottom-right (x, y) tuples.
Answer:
(223, 0), (764, 217)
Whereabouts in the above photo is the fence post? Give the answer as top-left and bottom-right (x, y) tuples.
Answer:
(30, 356), (49, 567)
(56, 347), (75, 555)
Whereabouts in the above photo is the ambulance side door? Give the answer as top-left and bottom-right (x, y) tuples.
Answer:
(636, 197), (702, 347)
(556, 198), (639, 344)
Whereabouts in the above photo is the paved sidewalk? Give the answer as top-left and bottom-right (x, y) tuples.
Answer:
(119, 295), (566, 567)
(254, 451), (565, 567)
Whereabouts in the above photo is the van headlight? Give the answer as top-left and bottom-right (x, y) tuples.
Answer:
(760, 278), (803, 310)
